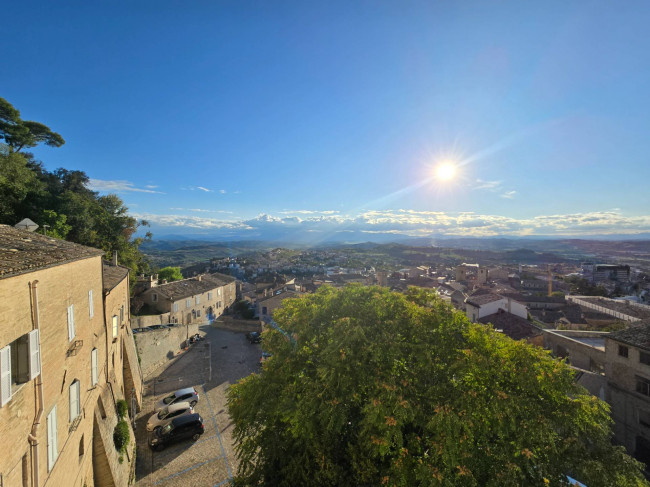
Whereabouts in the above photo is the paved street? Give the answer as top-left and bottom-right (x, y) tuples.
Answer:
(135, 326), (261, 487)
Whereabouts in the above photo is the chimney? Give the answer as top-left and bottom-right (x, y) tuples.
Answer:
(162, 279), (168, 284)
(112, 251), (118, 266)
(197, 275), (202, 282)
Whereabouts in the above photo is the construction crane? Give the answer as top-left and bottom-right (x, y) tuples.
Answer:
(548, 265), (553, 297)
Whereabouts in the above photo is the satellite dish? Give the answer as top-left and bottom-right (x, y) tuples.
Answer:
(14, 218), (39, 232)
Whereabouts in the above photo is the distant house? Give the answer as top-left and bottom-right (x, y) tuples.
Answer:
(479, 309), (542, 344)
(464, 293), (527, 322)
(257, 290), (301, 323)
(137, 273), (236, 324)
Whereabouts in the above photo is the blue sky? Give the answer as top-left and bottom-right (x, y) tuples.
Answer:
(4, 1), (650, 240)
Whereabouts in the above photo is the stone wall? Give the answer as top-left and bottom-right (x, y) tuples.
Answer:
(134, 323), (200, 379)
(132, 312), (171, 328)
(212, 318), (261, 334)
(542, 329), (607, 371)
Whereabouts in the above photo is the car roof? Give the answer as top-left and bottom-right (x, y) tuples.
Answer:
(171, 413), (203, 427)
(166, 401), (191, 412)
(173, 387), (196, 397)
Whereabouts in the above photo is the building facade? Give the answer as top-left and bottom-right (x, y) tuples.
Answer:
(0, 225), (141, 487)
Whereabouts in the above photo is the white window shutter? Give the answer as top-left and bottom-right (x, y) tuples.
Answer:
(91, 349), (98, 386)
(112, 316), (118, 338)
(28, 329), (41, 380)
(47, 405), (58, 470)
(69, 381), (80, 421)
(0, 346), (12, 407)
(88, 290), (94, 318)
(67, 305), (75, 341)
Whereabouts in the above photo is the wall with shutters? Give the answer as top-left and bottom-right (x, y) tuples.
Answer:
(0, 255), (109, 487)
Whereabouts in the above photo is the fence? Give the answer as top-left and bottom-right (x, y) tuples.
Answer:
(567, 296), (642, 323)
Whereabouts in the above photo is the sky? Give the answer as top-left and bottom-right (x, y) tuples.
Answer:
(3, 1), (650, 241)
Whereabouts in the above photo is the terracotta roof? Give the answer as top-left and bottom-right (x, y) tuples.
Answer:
(144, 272), (235, 301)
(608, 321), (650, 351)
(465, 293), (504, 307)
(103, 262), (130, 292)
(479, 310), (542, 341)
(0, 224), (104, 279)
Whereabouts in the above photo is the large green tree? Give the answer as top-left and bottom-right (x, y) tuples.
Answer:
(157, 266), (183, 282)
(228, 285), (647, 487)
(0, 97), (64, 152)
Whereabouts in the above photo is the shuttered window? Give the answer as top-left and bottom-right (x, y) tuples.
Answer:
(112, 316), (118, 339)
(47, 405), (58, 471)
(91, 348), (98, 386)
(173, 303), (178, 312)
(195, 296), (200, 305)
(69, 380), (80, 422)
(88, 290), (94, 318)
(67, 305), (75, 341)
(0, 346), (11, 407)
(28, 329), (41, 380)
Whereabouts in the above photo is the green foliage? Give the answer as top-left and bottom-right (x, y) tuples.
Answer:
(0, 97), (64, 152)
(563, 276), (609, 297)
(551, 291), (566, 298)
(234, 300), (255, 319)
(116, 399), (129, 419)
(158, 266), (183, 282)
(113, 420), (130, 453)
(228, 285), (647, 487)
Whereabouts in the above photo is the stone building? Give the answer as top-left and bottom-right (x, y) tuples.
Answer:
(136, 273), (236, 324)
(0, 225), (141, 487)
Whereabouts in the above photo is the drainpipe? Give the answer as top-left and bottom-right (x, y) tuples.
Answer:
(28, 280), (44, 487)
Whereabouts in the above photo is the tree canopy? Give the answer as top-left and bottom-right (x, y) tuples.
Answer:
(228, 285), (647, 487)
(157, 266), (183, 282)
(0, 97), (151, 279)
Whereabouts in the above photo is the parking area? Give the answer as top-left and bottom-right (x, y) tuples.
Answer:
(135, 327), (261, 487)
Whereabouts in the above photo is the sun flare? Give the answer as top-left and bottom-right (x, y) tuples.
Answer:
(435, 162), (457, 181)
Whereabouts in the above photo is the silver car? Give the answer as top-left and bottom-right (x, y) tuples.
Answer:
(154, 387), (199, 411)
(146, 401), (194, 431)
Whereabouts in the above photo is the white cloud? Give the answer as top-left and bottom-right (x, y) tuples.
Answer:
(135, 209), (650, 237)
(500, 191), (517, 199)
(474, 179), (502, 190)
(219, 189), (226, 194)
(87, 179), (165, 194)
(196, 186), (212, 192)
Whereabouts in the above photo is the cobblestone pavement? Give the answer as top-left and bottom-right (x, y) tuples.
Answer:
(135, 325), (261, 487)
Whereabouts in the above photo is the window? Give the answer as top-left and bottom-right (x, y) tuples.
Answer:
(47, 405), (58, 471)
(262, 307), (267, 315)
(88, 290), (94, 318)
(218, 288), (222, 296)
(91, 348), (98, 386)
(112, 316), (118, 339)
(208, 292), (212, 301)
(69, 380), (80, 422)
(619, 345), (629, 358)
(641, 352), (650, 366)
(0, 330), (40, 407)
(196, 310), (201, 317)
(152, 293), (158, 302)
(637, 376), (650, 397)
(173, 303), (178, 312)
(67, 304), (75, 341)
(120, 305), (124, 323)
(640, 409), (650, 428)
(79, 435), (84, 457)
(195, 296), (200, 305)
(186, 299), (191, 309)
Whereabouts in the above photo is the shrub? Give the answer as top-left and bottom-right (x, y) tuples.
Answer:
(116, 399), (128, 419)
(113, 420), (130, 453)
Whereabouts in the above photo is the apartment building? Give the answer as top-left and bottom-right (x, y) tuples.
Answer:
(137, 273), (236, 324)
(0, 225), (140, 487)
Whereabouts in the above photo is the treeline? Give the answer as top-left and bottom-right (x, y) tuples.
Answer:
(0, 97), (151, 278)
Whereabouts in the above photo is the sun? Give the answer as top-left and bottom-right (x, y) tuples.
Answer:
(435, 162), (457, 181)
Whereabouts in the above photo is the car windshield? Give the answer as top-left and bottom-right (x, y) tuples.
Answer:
(162, 395), (175, 405)
(157, 407), (169, 419)
(159, 423), (173, 435)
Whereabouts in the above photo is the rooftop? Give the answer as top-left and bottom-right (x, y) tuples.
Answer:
(479, 310), (542, 341)
(103, 262), (130, 292)
(0, 224), (104, 279)
(608, 321), (650, 351)
(577, 297), (650, 320)
(465, 293), (505, 307)
(148, 272), (235, 301)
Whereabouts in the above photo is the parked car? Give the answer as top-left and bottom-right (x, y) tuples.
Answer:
(146, 401), (194, 431)
(154, 387), (199, 411)
(246, 331), (262, 344)
(259, 352), (272, 367)
(148, 413), (205, 451)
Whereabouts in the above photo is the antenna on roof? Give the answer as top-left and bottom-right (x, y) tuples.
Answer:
(14, 218), (39, 232)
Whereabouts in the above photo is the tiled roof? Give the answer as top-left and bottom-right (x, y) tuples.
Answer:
(145, 272), (235, 301)
(608, 321), (650, 351)
(479, 311), (542, 341)
(465, 293), (504, 307)
(0, 224), (104, 279)
(103, 262), (130, 292)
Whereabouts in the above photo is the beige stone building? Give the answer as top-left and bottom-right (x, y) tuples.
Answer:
(0, 225), (141, 487)
(136, 273), (236, 324)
